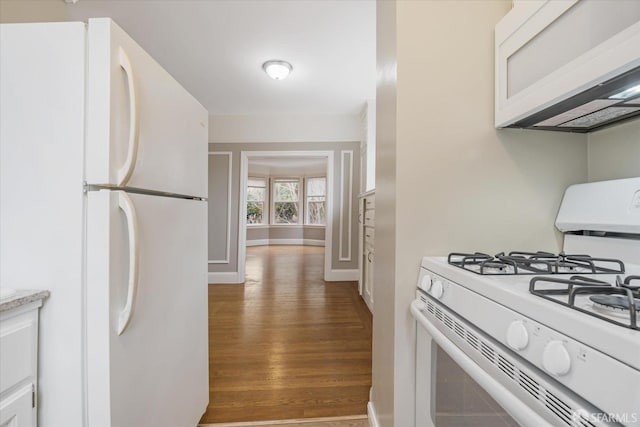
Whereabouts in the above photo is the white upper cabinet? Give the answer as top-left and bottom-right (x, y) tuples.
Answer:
(86, 19), (208, 197)
(495, 0), (640, 131)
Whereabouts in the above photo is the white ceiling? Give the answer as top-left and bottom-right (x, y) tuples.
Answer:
(66, 0), (376, 115)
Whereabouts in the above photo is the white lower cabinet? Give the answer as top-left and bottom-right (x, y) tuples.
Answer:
(0, 298), (45, 427)
(0, 384), (34, 427)
(358, 192), (374, 313)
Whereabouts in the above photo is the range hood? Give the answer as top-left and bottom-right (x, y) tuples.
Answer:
(509, 67), (640, 133)
(495, 0), (640, 133)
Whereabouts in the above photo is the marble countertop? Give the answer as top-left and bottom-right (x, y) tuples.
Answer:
(0, 289), (50, 313)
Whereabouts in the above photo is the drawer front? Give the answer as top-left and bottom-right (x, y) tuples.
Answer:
(364, 210), (375, 227)
(365, 197), (375, 210)
(0, 310), (37, 394)
(364, 227), (375, 245)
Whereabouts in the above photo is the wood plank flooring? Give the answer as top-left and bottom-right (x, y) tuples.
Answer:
(199, 246), (372, 424)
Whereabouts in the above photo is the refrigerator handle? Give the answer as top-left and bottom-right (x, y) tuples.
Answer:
(117, 191), (140, 335)
(116, 47), (140, 187)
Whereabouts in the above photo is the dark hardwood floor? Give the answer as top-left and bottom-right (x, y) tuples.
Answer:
(199, 245), (373, 424)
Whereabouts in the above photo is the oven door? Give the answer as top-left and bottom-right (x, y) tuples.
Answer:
(411, 300), (553, 427)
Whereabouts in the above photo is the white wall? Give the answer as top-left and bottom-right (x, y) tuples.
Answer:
(371, 1), (589, 426)
(0, 0), (70, 23)
(210, 114), (361, 143)
(588, 119), (640, 182)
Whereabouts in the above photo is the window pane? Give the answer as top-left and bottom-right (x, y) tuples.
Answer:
(274, 181), (299, 202)
(274, 202), (299, 224)
(306, 177), (326, 225)
(307, 177), (326, 197)
(307, 201), (325, 224)
(247, 186), (265, 202)
(247, 201), (264, 224)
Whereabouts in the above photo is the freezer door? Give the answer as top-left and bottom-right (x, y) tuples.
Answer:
(86, 18), (208, 198)
(86, 190), (208, 427)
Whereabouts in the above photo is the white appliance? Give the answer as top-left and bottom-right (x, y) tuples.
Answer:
(495, 0), (640, 132)
(411, 178), (640, 426)
(0, 19), (209, 427)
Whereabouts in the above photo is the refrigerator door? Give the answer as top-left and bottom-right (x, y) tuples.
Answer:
(86, 18), (208, 198)
(86, 190), (208, 427)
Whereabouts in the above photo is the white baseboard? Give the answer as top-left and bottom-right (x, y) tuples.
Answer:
(209, 269), (357, 283)
(246, 239), (325, 247)
(367, 401), (379, 427)
(199, 415), (367, 427)
(324, 268), (359, 282)
(208, 271), (243, 284)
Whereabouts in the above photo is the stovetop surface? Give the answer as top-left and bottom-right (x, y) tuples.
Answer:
(448, 251), (626, 275)
(421, 256), (640, 370)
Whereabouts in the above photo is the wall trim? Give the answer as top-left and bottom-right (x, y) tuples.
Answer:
(246, 239), (325, 247)
(208, 151), (232, 264)
(208, 271), (243, 284)
(367, 401), (380, 427)
(325, 269), (359, 282)
(338, 150), (353, 262)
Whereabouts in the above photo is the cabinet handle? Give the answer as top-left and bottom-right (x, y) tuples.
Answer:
(368, 252), (373, 262)
(117, 191), (139, 335)
(116, 47), (140, 187)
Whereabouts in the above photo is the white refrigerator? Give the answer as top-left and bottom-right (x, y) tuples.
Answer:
(0, 19), (209, 427)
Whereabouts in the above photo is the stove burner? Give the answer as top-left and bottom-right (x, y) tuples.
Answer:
(448, 251), (625, 275)
(590, 295), (640, 311)
(529, 275), (639, 330)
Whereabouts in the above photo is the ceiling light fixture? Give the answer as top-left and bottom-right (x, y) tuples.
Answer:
(262, 60), (293, 80)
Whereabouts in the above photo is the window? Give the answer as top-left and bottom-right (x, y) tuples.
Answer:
(305, 177), (326, 225)
(247, 177), (267, 224)
(272, 179), (301, 224)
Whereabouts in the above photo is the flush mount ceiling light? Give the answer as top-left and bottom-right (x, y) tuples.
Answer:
(262, 60), (293, 80)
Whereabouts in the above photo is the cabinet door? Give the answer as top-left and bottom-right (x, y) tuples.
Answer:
(0, 384), (34, 427)
(363, 244), (374, 312)
(86, 18), (208, 197)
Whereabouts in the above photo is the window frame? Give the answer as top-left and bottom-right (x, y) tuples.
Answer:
(270, 177), (303, 225)
(246, 176), (269, 226)
(304, 176), (327, 226)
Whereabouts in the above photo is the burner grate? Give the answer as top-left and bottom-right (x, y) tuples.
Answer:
(448, 251), (625, 275)
(530, 275), (639, 330)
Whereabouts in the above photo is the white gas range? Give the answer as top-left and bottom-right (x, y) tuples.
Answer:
(411, 178), (640, 427)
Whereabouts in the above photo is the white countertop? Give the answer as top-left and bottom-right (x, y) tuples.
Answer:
(0, 289), (50, 312)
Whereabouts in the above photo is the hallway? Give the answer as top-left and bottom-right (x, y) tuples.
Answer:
(200, 246), (373, 424)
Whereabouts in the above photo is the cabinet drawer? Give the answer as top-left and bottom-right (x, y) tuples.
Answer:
(364, 210), (375, 227)
(0, 309), (37, 394)
(364, 227), (375, 244)
(0, 383), (34, 427)
(365, 197), (375, 210)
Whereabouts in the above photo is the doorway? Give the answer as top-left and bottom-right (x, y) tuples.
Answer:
(238, 151), (334, 282)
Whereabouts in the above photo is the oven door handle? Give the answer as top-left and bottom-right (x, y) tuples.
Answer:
(411, 301), (553, 427)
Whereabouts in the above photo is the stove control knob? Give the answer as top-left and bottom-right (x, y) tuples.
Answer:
(542, 341), (571, 376)
(431, 280), (444, 299)
(420, 275), (432, 291)
(506, 321), (529, 351)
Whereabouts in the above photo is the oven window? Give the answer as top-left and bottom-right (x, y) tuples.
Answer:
(434, 345), (519, 426)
